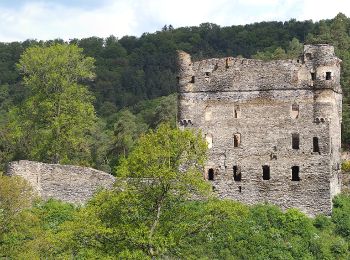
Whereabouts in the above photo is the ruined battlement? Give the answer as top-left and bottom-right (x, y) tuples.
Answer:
(178, 44), (342, 94)
(177, 44), (342, 216)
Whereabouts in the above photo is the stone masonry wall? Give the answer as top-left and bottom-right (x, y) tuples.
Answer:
(6, 160), (115, 204)
(178, 44), (342, 216)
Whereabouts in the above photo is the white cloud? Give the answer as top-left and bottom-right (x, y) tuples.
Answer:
(0, 0), (349, 42)
(297, 0), (350, 21)
(0, 0), (138, 41)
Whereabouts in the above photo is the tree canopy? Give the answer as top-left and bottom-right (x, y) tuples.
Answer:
(10, 44), (97, 164)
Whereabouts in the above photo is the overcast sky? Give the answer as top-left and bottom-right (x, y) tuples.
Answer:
(0, 0), (349, 42)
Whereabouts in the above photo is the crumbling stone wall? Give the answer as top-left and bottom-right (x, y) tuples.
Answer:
(6, 160), (115, 204)
(178, 44), (342, 216)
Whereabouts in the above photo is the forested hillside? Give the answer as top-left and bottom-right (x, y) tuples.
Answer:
(0, 13), (350, 171)
(1, 13), (350, 259)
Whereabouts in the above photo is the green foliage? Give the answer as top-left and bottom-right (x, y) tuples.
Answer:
(332, 194), (350, 239)
(116, 124), (209, 256)
(1, 177), (350, 258)
(342, 160), (350, 172)
(1, 13), (350, 258)
(0, 175), (37, 257)
(11, 44), (97, 165)
(252, 38), (303, 60)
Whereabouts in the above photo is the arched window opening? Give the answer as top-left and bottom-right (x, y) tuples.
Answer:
(291, 103), (299, 119)
(190, 76), (195, 83)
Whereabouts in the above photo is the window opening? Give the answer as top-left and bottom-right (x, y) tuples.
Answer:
(238, 186), (242, 193)
(234, 133), (241, 147)
(291, 166), (300, 181)
(190, 76), (195, 83)
(305, 53), (312, 60)
(208, 168), (214, 180)
(326, 72), (331, 80)
(234, 105), (241, 119)
(262, 165), (270, 180)
(291, 103), (299, 119)
(313, 137), (320, 153)
(233, 165), (241, 181)
(292, 133), (299, 150)
(311, 72), (316, 80)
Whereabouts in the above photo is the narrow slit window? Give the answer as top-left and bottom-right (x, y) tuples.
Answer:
(238, 186), (242, 193)
(234, 133), (241, 147)
(291, 166), (300, 181)
(190, 76), (195, 83)
(225, 58), (229, 69)
(326, 72), (332, 80)
(313, 137), (320, 153)
(311, 72), (316, 80)
(291, 103), (299, 119)
(262, 165), (270, 180)
(234, 105), (241, 119)
(208, 168), (214, 181)
(176, 76), (180, 84)
(233, 165), (241, 181)
(292, 133), (299, 150)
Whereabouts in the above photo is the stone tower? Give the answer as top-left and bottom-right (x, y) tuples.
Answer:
(177, 44), (342, 216)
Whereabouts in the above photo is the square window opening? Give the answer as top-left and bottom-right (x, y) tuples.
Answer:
(326, 72), (332, 80)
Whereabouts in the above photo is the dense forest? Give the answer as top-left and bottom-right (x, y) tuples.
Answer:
(0, 13), (350, 171)
(0, 12), (350, 259)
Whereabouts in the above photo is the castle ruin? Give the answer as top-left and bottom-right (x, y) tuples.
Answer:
(177, 44), (342, 216)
